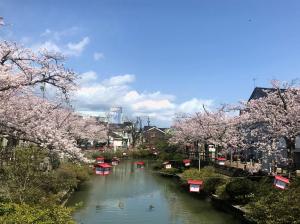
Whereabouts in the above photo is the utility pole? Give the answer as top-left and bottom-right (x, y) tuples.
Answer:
(253, 78), (257, 88)
(230, 148), (233, 166)
(105, 112), (111, 149)
(198, 150), (201, 171)
(40, 76), (46, 99)
(40, 84), (45, 99)
(197, 141), (201, 172)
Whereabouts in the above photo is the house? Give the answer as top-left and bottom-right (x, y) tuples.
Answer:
(108, 122), (133, 152)
(142, 126), (169, 148)
(109, 131), (127, 152)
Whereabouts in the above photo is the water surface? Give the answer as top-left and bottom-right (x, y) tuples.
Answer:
(68, 160), (241, 224)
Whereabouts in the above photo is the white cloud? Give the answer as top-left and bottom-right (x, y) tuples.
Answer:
(32, 28), (89, 57)
(33, 41), (62, 53)
(73, 72), (214, 126)
(103, 74), (135, 86)
(33, 36), (90, 57)
(78, 71), (98, 84)
(177, 98), (214, 114)
(67, 37), (90, 56)
(132, 99), (175, 112)
(94, 52), (104, 61)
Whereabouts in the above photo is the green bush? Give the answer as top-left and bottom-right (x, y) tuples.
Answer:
(151, 162), (162, 170)
(182, 167), (218, 181)
(289, 177), (300, 189)
(137, 144), (147, 150)
(44, 163), (91, 194)
(1, 157), (91, 205)
(90, 151), (102, 159)
(225, 178), (255, 204)
(251, 177), (275, 201)
(161, 168), (179, 175)
(204, 177), (226, 194)
(0, 203), (75, 224)
(246, 187), (300, 224)
(157, 151), (170, 161)
(129, 149), (153, 158)
(172, 153), (184, 161)
(215, 183), (228, 200)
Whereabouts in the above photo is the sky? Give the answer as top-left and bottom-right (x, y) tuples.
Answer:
(1, 0), (300, 127)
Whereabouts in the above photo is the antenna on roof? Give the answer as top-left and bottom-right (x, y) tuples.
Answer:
(253, 78), (257, 88)
(147, 116), (150, 126)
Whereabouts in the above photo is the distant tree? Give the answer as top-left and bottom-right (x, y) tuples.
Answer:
(124, 117), (142, 148)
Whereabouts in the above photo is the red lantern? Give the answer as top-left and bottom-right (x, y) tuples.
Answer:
(95, 163), (112, 175)
(135, 161), (145, 168)
(274, 175), (290, 190)
(216, 157), (226, 166)
(188, 179), (203, 192)
(183, 159), (191, 167)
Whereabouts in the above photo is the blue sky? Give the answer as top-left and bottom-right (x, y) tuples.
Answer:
(1, 0), (300, 126)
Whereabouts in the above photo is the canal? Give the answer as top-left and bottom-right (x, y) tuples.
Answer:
(67, 160), (241, 224)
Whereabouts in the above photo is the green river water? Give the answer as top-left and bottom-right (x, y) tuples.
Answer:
(67, 160), (241, 224)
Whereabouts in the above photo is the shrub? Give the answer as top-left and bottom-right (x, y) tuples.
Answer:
(157, 151), (170, 161)
(129, 149), (153, 158)
(204, 177), (226, 194)
(215, 183), (229, 200)
(172, 153), (184, 161)
(182, 167), (218, 181)
(151, 162), (162, 170)
(252, 177), (275, 201)
(246, 187), (300, 224)
(137, 144), (147, 150)
(225, 178), (255, 204)
(161, 168), (179, 175)
(91, 151), (102, 159)
(0, 203), (75, 224)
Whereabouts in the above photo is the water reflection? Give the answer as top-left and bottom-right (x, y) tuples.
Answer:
(68, 160), (241, 224)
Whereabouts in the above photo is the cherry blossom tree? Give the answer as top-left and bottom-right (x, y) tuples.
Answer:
(0, 40), (107, 161)
(171, 107), (240, 156)
(0, 93), (106, 161)
(0, 41), (76, 97)
(170, 80), (300, 174)
(238, 81), (300, 171)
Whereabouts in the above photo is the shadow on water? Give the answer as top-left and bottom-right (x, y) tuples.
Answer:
(68, 160), (242, 224)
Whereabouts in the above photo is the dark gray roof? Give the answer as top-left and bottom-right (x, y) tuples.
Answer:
(249, 87), (285, 101)
(143, 126), (167, 134)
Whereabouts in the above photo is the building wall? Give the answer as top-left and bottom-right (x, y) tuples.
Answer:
(143, 128), (166, 147)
